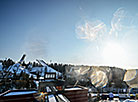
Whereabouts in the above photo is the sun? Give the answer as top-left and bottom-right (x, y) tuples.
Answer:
(102, 42), (126, 67)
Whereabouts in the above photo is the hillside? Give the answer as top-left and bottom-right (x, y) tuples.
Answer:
(65, 65), (130, 88)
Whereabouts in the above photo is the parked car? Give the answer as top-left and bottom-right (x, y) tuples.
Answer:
(100, 93), (109, 100)
(119, 94), (128, 100)
(129, 88), (138, 99)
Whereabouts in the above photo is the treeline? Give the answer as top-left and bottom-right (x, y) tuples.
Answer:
(1, 58), (15, 68)
(0, 58), (69, 74)
(48, 63), (69, 74)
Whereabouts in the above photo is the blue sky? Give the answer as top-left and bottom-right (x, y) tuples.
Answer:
(1, 0), (138, 69)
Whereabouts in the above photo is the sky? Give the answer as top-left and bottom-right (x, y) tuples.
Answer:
(1, 0), (138, 69)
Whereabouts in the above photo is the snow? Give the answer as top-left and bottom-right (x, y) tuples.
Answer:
(1, 59), (61, 79)
(35, 81), (39, 87)
(37, 60), (61, 74)
(58, 94), (69, 102)
(48, 95), (57, 102)
(0, 59), (62, 91)
(65, 87), (82, 91)
(4, 91), (37, 96)
(24, 69), (31, 75)
(46, 87), (52, 92)
(0, 64), (2, 71)
(123, 99), (136, 102)
(30, 66), (61, 79)
(31, 66), (60, 74)
(8, 63), (22, 74)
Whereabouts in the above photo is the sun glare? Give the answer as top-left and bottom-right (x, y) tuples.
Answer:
(102, 42), (126, 67)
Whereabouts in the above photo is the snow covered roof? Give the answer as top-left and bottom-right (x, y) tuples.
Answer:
(0, 90), (37, 96)
(0, 65), (2, 71)
(30, 66), (60, 78)
(4, 91), (37, 96)
(36, 60), (61, 74)
(65, 87), (82, 91)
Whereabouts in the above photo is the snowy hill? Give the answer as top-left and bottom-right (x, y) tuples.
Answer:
(66, 65), (127, 88)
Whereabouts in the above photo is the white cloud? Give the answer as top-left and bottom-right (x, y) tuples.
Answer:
(76, 20), (107, 41)
(109, 7), (134, 37)
(76, 7), (136, 41)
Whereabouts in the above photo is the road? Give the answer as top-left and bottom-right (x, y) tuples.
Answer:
(99, 98), (138, 102)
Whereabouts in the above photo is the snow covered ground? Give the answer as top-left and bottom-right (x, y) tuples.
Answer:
(99, 98), (138, 102)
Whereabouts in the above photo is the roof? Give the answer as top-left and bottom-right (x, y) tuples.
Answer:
(0, 90), (37, 96)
